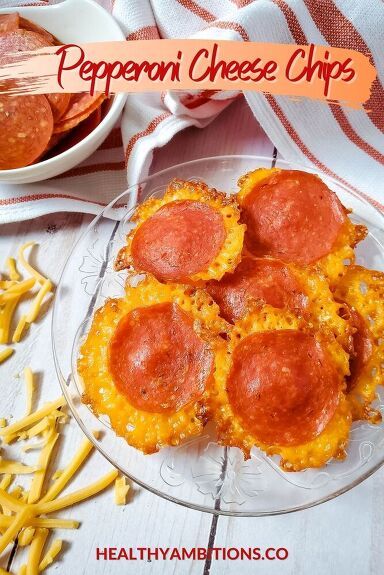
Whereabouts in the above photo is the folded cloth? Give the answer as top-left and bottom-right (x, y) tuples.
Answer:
(0, 0), (383, 224)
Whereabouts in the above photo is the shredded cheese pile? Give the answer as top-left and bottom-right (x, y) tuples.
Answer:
(0, 243), (54, 363)
(0, 243), (129, 573)
(0, 368), (128, 574)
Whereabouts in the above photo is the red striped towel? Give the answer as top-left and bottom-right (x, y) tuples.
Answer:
(0, 0), (383, 223)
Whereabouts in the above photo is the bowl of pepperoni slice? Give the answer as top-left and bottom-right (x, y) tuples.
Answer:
(0, 0), (126, 183)
(53, 155), (384, 516)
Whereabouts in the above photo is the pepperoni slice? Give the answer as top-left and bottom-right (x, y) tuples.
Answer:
(0, 14), (19, 34)
(108, 302), (213, 413)
(46, 93), (71, 122)
(0, 29), (51, 55)
(131, 200), (226, 282)
(0, 30), (51, 94)
(53, 93), (105, 134)
(207, 257), (308, 323)
(241, 170), (346, 265)
(46, 107), (102, 158)
(0, 94), (53, 169)
(19, 16), (57, 45)
(227, 330), (341, 446)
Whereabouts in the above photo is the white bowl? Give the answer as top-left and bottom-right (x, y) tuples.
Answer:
(0, 0), (127, 184)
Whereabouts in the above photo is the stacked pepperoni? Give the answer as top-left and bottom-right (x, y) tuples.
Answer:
(80, 169), (384, 471)
(0, 13), (106, 170)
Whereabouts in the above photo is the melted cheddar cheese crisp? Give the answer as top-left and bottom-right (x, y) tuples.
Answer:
(211, 307), (352, 471)
(237, 168), (367, 285)
(78, 277), (228, 454)
(115, 178), (245, 283)
(210, 256), (354, 351)
(334, 265), (384, 422)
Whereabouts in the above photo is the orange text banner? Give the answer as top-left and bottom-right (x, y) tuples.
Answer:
(0, 39), (375, 106)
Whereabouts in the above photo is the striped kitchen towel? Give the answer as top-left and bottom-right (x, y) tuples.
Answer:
(0, 0), (383, 223)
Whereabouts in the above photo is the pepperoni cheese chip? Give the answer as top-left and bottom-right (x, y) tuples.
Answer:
(78, 277), (228, 454)
(212, 307), (351, 471)
(228, 331), (341, 446)
(109, 303), (213, 413)
(115, 179), (245, 283)
(207, 257), (306, 322)
(207, 256), (353, 351)
(0, 94), (53, 169)
(237, 168), (366, 282)
(335, 266), (384, 422)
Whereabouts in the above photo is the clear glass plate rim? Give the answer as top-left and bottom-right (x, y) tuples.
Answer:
(52, 154), (384, 517)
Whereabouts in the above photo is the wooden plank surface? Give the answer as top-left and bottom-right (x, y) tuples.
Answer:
(0, 97), (382, 574)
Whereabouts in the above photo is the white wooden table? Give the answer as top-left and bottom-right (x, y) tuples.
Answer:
(1, 98), (383, 575)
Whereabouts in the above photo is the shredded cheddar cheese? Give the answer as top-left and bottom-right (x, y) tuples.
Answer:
(0, 476), (12, 492)
(51, 470), (63, 481)
(0, 281), (16, 290)
(6, 258), (20, 282)
(24, 418), (50, 441)
(0, 461), (36, 475)
(0, 517), (79, 530)
(28, 432), (59, 504)
(114, 476), (130, 506)
(18, 526), (35, 547)
(0, 348), (13, 364)
(12, 316), (27, 344)
(38, 539), (62, 572)
(0, 397), (66, 439)
(0, 360), (126, 571)
(37, 469), (119, 515)
(25, 280), (53, 324)
(40, 436), (96, 503)
(0, 243), (54, 352)
(0, 298), (19, 345)
(0, 279), (36, 305)
(26, 527), (48, 575)
(17, 243), (46, 286)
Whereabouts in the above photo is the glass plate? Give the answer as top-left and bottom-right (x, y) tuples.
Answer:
(52, 155), (384, 516)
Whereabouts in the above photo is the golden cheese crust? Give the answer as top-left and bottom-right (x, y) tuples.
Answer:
(334, 265), (384, 421)
(237, 167), (367, 284)
(211, 307), (352, 471)
(78, 277), (228, 454)
(115, 178), (245, 283)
